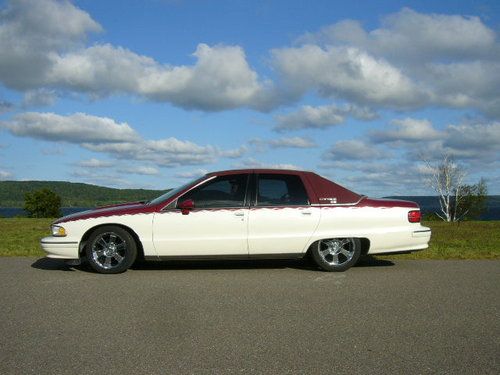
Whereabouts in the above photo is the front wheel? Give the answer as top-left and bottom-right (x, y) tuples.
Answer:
(85, 226), (137, 274)
(311, 238), (361, 272)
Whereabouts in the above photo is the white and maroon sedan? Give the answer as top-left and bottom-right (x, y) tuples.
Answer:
(41, 169), (431, 273)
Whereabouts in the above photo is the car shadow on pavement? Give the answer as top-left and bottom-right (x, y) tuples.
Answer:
(31, 257), (76, 271)
(130, 258), (317, 271)
(30, 255), (394, 273)
(356, 255), (394, 268)
(130, 255), (394, 272)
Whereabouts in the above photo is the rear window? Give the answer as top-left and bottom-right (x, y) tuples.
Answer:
(257, 174), (309, 206)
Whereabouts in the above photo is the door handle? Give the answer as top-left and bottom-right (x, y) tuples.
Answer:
(234, 211), (245, 217)
(301, 211), (312, 215)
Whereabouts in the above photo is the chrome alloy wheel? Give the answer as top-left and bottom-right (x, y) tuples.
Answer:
(317, 238), (356, 266)
(91, 232), (127, 270)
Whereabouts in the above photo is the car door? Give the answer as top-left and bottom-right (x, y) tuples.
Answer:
(248, 173), (321, 255)
(152, 173), (250, 256)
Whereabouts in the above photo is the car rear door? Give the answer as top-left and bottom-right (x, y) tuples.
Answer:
(247, 172), (320, 256)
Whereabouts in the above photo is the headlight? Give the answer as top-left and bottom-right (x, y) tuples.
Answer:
(51, 225), (67, 237)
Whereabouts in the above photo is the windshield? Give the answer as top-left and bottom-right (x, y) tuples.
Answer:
(147, 176), (206, 206)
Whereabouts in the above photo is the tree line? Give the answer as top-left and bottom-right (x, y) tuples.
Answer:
(0, 181), (165, 208)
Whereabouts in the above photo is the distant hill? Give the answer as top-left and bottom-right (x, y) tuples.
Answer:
(0, 181), (167, 208)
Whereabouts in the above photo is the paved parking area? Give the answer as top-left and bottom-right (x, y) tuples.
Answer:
(0, 257), (499, 374)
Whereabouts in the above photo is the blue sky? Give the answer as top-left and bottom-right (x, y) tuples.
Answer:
(0, 0), (499, 196)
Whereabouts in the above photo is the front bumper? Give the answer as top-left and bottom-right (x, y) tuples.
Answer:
(40, 237), (79, 259)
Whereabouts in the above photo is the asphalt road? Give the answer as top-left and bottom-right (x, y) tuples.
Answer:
(0, 257), (499, 375)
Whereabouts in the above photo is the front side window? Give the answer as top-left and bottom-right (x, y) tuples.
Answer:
(256, 174), (309, 206)
(178, 174), (248, 208)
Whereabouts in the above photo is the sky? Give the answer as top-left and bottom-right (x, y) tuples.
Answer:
(0, 0), (499, 197)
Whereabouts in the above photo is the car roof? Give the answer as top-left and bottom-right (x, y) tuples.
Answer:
(206, 168), (308, 177)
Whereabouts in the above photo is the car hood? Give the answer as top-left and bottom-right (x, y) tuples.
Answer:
(54, 202), (156, 224)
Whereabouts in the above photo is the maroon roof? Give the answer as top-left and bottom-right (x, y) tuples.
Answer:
(303, 172), (363, 205)
(207, 168), (303, 176)
(207, 169), (363, 205)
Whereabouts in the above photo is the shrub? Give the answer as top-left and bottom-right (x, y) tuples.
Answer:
(23, 188), (61, 218)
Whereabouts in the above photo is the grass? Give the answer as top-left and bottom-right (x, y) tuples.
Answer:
(0, 218), (52, 257)
(0, 218), (498, 259)
(377, 220), (500, 260)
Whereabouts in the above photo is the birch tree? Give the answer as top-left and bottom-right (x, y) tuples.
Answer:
(424, 154), (466, 222)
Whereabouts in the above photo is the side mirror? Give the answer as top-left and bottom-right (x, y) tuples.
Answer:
(178, 199), (194, 215)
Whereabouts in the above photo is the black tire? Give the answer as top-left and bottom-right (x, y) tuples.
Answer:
(85, 225), (137, 274)
(311, 238), (361, 272)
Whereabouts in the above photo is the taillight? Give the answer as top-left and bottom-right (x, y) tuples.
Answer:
(408, 210), (421, 223)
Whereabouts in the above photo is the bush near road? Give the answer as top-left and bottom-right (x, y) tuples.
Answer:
(0, 218), (498, 259)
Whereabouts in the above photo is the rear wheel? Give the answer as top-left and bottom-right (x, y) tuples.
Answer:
(311, 238), (361, 272)
(85, 226), (137, 274)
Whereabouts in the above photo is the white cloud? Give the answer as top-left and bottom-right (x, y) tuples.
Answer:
(1, 3), (499, 117)
(0, 0), (101, 90)
(118, 166), (160, 176)
(174, 169), (209, 179)
(323, 140), (389, 161)
(1, 112), (246, 168)
(371, 118), (442, 143)
(77, 158), (113, 168)
(0, 1), (270, 111)
(250, 136), (316, 149)
(22, 89), (56, 108)
(0, 169), (13, 179)
(445, 122), (500, 151)
(0, 112), (138, 143)
(70, 169), (135, 189)
(371, 8), (496, 60)
(319, 160), (431, 196)
(425, 61), (500, 117)
(303, 8), (496, 62)
(82, 137), (228, 167)
(217, 146), (248, 159)
(371, 119), (500, 163)
(236, 158), (302, 170)
(80, 139), (233, 167)
(274, 8), (500, 117)
(272, 45), (425, 109)
(48, 43), (269, 111)
(275, 103), (377, 130)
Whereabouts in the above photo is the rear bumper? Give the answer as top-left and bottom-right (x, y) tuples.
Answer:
(40, 237), (79, 260)
(412, 229), (432, 238)
(367, 226), (431, 254)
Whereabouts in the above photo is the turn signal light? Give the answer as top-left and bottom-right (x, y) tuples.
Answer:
(51, 225), (67, 237)
(408, 210), (421, 223)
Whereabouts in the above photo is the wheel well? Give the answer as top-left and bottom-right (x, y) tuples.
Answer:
(359, 238), (370, 255)
(79, 224), (145, 261)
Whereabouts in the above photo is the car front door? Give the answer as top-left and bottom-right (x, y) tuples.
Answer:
(152, 174), (250, 256)
(248, 173), (321, 256)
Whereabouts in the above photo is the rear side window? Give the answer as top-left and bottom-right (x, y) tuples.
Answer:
(256, 174), (309, 206)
